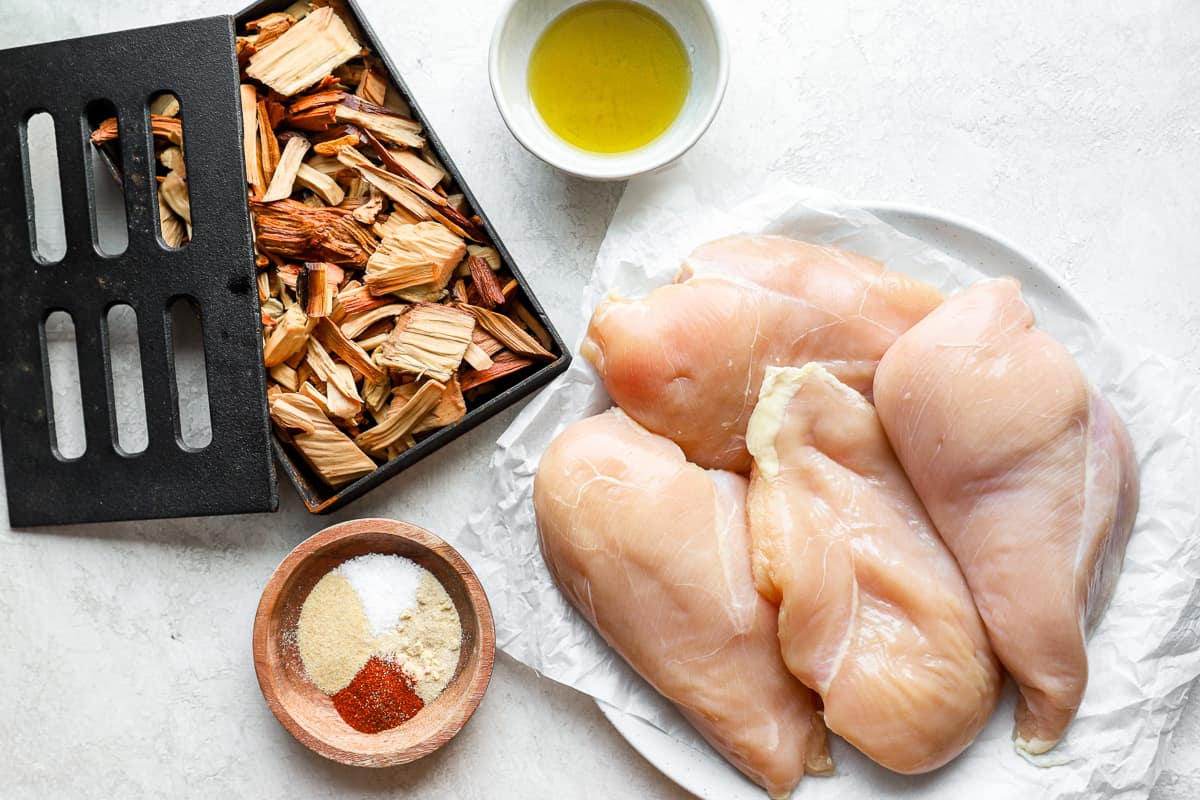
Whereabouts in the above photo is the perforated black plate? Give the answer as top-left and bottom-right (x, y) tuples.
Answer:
(0, 17), (277, 526)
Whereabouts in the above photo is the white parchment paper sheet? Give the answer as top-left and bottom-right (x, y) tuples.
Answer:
(458, 161), (1200, 799)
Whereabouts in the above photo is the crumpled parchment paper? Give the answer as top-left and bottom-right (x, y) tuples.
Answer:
(457, 161), (1200, 799)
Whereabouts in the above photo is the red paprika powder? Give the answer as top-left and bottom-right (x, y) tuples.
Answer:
(332, 656), (424, 733)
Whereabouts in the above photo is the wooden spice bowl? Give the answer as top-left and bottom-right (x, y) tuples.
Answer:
(253, 517), (495, 766)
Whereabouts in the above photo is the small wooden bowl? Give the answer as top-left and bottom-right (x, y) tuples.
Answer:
(253, 518), (496, 766)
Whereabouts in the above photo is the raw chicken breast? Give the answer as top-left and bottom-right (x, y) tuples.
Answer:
(873, 278), (1139, 755)
(535, 409), (831, 798)
(581, 235), (942, 472)
(746, 364), (1002, 774)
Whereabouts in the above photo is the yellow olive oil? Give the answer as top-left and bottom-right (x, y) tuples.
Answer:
(527, 1), (691, 154)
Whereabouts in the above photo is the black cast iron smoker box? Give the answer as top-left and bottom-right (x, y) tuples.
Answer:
(0, 1), (569, 526)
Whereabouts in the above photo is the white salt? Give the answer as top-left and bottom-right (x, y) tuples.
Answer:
(335, 553), (424, 637)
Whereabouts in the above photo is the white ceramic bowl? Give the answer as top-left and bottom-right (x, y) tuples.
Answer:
(489, 0), (729, 181)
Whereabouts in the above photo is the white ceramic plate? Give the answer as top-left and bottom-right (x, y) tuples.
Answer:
(595, 202), (1101, 799)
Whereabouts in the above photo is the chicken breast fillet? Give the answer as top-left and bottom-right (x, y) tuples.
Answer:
(535, 409), (831, 798)
(873, 278), (1140, 755)
(581, 235), (943, 472)
(746, 364), (1002, 774)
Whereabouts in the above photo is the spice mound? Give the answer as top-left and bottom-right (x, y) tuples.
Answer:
(294, 553), (463, 732)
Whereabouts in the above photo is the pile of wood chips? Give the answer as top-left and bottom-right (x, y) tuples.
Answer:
(91, 1), (557, 490)
(242, 2), (557, 488)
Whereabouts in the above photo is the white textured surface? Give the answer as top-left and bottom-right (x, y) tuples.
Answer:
(0, 1), (1196, 798)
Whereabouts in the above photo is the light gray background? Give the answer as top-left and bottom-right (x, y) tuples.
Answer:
(1, 1), (1197, 797)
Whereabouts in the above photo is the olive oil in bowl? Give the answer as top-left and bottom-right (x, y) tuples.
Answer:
(527, 1), (691, 154)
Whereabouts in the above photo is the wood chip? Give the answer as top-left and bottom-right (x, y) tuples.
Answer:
(263, 298), (286, 320)
(262, 134), (311, 201)
(241, 85), (267, 196)
(257, 270), (272, 304)
(335, 62), (365, 83)
(250, 199), (375, 267)
(314, 317), (385, 383)
(459, 350), (535, 391)
(264, 304), (314, 366)
(257, 98), (281, 184)
(466, 244), (500, 271)
(354, 379), (443, 455)
(295, 162), (346, 205)
(335, 101), (424, 149)
(245, 11), (296, 48)
(373, 211), (423, 239)
(283, 0), (310, 21)
(468, 255), (506, 308)
(305, 336), (361, 404)
(246, 7), (361, 97)
(382, 85), (412, 117)
(159, 146), (185, 172)
(351, 185), (385, 224)
(357, 331), (390, 351)
(269, 392), (375, 486)
(88, 117), (118, 143)
(237, 36), (258, 65)
(149, 93), (181, 117)
(358, 128), (433, 187)
(340, 303), (407, 339)
(152, 115), (185, 145)
(462, 341), (494, 371)
(362, 374), (391, 414)
(158, 192), (187, 249)
(459, 304), (554, 360)
(514, 302), (555, 351)
(386, 148), (445, 189)
(365, 221), (465, 297)
(298, 380), (332, 415)
(472, 326), (504, 356)
(303, 153), (351, 180)
(374, 303), (474, 382)
(160, 169), (191, 225)
(394, 375), (466, 434)
(298, 262), (333, 317)
(269, 362), (300, 392)
(276, 263), (302, 292)
(337, 283), (393, 314)
(325, 362), (363, 420)
(313, 128), (364, 154)
(355, 66), (388, 106)
(90, 115), (182, 146)
(287, 102), (339, 132)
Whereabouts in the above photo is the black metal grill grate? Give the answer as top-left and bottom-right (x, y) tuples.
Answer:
(0, 17), (277, 526)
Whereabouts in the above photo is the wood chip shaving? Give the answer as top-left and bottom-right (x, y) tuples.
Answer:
(365, 221), (465, 297)
(355, 379), (444, 455)
(374, 304), (474, 383)
(246, 7), (361, 97)
(295, 161), (346, 205)
(340, 303), (407, 339)
(262, 135), (312, 201)
(459, 304), (554, 360)
(460, 350), (535, 391)
(270, 392), (375, 485)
